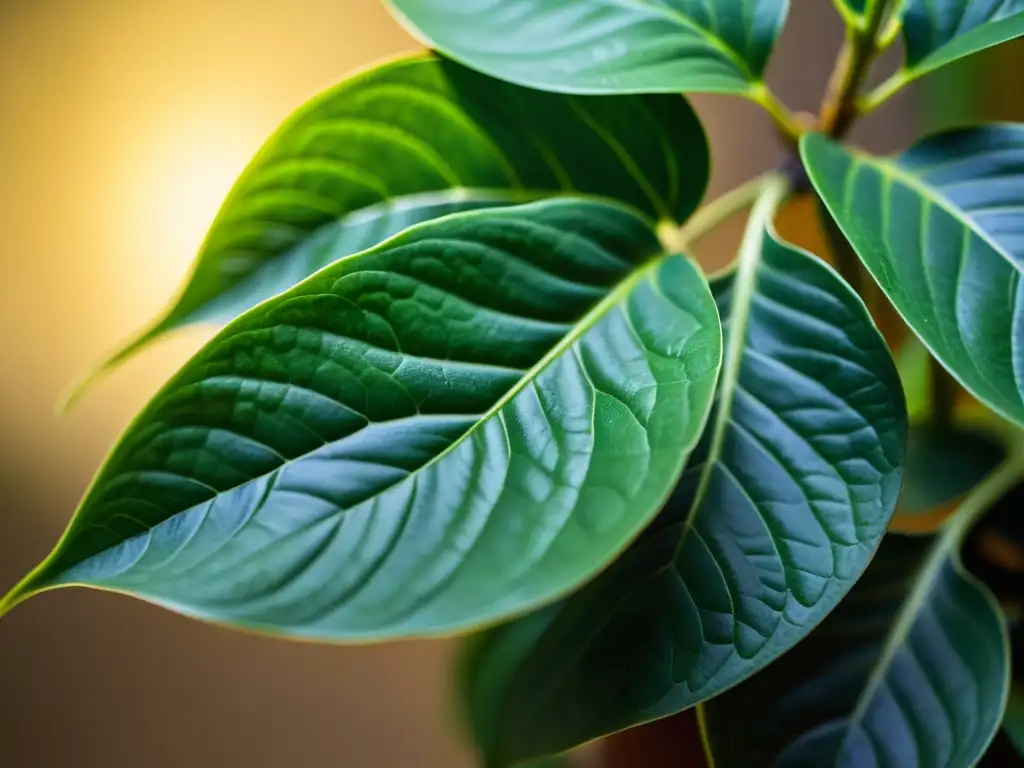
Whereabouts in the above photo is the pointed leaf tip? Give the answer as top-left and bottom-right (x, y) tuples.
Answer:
(15, 198), (724, 643)
(77, 53), (710, 397)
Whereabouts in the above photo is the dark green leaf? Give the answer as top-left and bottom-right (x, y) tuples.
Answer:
(384, 0), (789, 96)
(0, 199), (723, 641)
(453, 178), (908, 766)
(455, 604), (564, 764)
(901, 1), (1024, 80)
(701, 445), (1018, 768)
(900, 425), (1004, 517)
(802, 127), (1024, 428)
(68, 53), (709, 405)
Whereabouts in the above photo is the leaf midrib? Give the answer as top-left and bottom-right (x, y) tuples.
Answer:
(671, 174), (788, 561)
(597, 0), (759, 81)
(839, 450), (1024, 754)
(854, 146), (1023, 276)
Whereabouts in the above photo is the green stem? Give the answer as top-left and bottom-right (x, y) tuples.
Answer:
(819, 0), (892, 137)
(858, 69), (912, 115)
(829, 0), (859, 28)
(748, 83), (810, 148)
(876, 13), (904, 50)
(671, 174), (770, 251)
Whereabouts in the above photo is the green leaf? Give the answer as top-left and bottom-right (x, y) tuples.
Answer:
(901, 1), (1024, 80)
(701, 445), (1018, 768)
(454, 604), (564, 764)
(802, 127), (1024, 429)
(899, 425), (1004, 517)
(896, 336), (929, 421)
(451, 177), (908, 766)
(384, 0), (789, 96)
(67, 53), (710, 406)
(0, 198), (723, 641)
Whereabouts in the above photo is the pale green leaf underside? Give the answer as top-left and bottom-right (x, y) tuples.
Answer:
(384, 0), (789, 95)
(1, 199), (723, 641)
(74, 53), (708, 398)
(902, 1), (1024, 78)
(456, 213), (907, 765)
(802, 127), (1024, 428)
(702, 454), (1014, 768)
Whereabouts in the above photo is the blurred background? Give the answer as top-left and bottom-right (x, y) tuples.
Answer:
(2, 1), (1011, 765)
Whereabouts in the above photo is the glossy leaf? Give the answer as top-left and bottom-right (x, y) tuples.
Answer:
(0, 199), (723, 640)
(452, 179), (908, 766)
(803, 126), (1024, 428)
(70, 54), (710, 403)
(901, 1), (1024, 81)
(384, 0), (789, 96)
(701, 448), (1017, 768)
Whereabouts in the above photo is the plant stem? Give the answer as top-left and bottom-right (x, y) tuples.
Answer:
(829, 0), (859, 28)
(858, 69), (912, 115)
(671, 174), (769, 251)
(930, 355), (958, 432)
(749, 84), (811, 148)
(876, 12), (904, 50)
(819, 0), (892, 137)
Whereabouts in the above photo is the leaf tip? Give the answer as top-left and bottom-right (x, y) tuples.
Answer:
(54, 325), (165, 416)
(0, 581), (31, 622)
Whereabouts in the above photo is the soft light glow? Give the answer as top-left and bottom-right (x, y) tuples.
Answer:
(116, 112), (259, 315)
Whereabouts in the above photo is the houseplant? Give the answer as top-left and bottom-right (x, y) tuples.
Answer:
(4, 0), (1024, 764)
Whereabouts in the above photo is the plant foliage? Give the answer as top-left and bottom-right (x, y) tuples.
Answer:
(6, 0), (1024, 765)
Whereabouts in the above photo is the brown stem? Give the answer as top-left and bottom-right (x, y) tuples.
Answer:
(819, 0), (891, 138)
(816, 197), (862, 294)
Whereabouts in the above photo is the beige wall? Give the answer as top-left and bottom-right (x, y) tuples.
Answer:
(0, 3), (917, 765)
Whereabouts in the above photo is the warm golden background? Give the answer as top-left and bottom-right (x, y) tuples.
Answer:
(0, 1), (966, 765)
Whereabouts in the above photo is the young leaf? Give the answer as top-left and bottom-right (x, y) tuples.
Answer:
(452, 177), (908, 766)
(68, 54), (709, 405)
(700, 445), (1019, 768)
(901, 1), (1024, 82)
(0, 199), (723, 641)
(384, 0), (789, 96)
(802, 126), (1024, 428)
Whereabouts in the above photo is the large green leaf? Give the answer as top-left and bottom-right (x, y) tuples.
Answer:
(0, 199), (723, 640)
(701, 442), (1018, 768)
(452, 177), (908, 766)
(803, 127), (1024, 428)
(384, 0), (789, 96)
(69, 54), (709, 404)
(900, 1), (1024, 81)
